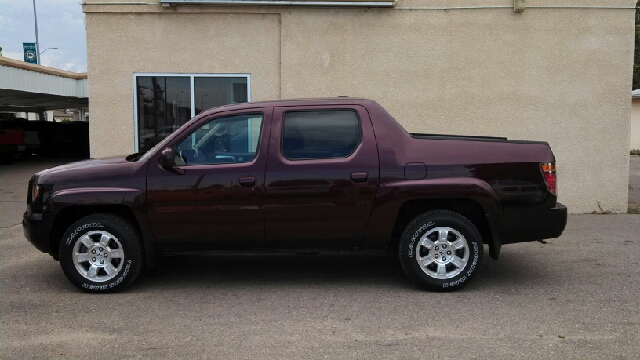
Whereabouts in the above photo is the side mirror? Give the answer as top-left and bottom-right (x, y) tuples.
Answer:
(159, 147), (174, 169)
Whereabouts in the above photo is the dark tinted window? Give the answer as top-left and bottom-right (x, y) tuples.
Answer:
(282, 110), (361, 160)
(136, 75), (249, 152)
(194, 77), (248, 114)
(136, 76), (191, 153)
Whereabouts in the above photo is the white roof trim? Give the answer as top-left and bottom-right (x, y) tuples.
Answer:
(0, 65), (88, 99)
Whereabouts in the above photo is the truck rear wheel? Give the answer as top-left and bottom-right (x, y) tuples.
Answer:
(399, 210), (483, 291)
(59, 214), (143, 293)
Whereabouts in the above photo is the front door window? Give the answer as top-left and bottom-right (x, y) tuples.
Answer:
(175, 113), (263, 166)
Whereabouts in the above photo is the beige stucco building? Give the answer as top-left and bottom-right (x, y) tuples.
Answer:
(82, 0), (635, 213)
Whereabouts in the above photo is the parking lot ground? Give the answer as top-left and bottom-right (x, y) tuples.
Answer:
(0, 157), (83, 228)
(1, 159), (639, 359)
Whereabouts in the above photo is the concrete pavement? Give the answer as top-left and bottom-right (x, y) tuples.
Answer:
(0, 159), (638, 359)
(0, 158), (81, 228)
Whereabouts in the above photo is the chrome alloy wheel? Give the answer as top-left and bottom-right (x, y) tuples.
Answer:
(72, 230), (125, 282)
(415, 227), (470, 279)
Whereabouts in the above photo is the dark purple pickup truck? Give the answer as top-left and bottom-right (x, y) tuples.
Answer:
(23, 98), (566, 292)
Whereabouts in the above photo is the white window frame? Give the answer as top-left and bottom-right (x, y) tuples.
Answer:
(132, 73), (251, 152)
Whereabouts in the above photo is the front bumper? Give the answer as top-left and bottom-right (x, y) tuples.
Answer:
(23, 211), (51, 254)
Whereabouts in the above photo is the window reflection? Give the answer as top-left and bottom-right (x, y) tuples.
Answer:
(136, 76), (190, 152)
(175, 114), (263, 166)
(136, 75), (249, 152)
(194, 77), (248, 115)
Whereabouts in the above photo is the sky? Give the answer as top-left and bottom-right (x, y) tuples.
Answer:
(0, 0), (87, 72)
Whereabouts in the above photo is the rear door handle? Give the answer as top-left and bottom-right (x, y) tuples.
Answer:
(239, 176), (256, 187)
(350, 172), (368, 183)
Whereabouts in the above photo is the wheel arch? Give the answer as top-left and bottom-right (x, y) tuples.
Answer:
(48, 204), (157, 268)
(389, 198), (501, 260)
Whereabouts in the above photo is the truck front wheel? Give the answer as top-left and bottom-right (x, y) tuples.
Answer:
(59, 214), (144, 293)
(399, 210), (484, 291)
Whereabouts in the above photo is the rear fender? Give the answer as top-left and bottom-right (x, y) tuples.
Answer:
(363, 177), (503, 258)
(384, 177), (500, 204)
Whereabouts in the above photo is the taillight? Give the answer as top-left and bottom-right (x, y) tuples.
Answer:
(31, 183), (40, 202)
(540, 162), (557, 195)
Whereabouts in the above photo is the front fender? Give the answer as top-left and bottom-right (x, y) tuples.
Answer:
(49, 187), (139, 207)
(46, 187), (160, 268)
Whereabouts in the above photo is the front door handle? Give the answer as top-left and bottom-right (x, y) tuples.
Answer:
(350, 172), (368, 183)
(239, 176), (256, 187)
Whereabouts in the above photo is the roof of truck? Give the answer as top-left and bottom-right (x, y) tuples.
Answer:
(200, 97), (376, 115)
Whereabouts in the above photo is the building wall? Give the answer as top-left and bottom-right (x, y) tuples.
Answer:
(632, 98), (640, 150)
(84, 0), (635, 213)
(85, 11), (281, 159)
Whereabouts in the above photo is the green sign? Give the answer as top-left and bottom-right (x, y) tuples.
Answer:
(23, 43), (37, 64)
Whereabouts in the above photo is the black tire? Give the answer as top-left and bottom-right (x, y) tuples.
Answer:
(59, 214), (144, 293)
(399, 210), (484, 291)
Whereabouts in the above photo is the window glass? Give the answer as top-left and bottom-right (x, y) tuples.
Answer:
(175, 114), (263, 166)
(194, 77), (248, 115)
(136, 75), (249, 153)
(136, 76), (191, 153)
(282, 110), (361, 160)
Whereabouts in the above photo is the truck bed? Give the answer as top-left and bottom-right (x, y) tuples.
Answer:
(410, 133), (548, 145)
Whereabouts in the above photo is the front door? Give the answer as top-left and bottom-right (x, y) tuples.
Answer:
(146, 110), (269, 251)
(264, 105), (380, 249)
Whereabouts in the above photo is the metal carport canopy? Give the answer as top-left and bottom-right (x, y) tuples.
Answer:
(0, 56), (88, 112)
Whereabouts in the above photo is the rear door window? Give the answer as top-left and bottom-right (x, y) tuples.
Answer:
(282, 110), (361, 160)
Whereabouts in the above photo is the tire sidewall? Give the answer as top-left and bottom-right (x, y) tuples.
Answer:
(59, 215), (141, 293)
(401, 212), (483, 291)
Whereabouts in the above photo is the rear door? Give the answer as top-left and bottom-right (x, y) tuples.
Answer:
(264, 105), (380, 249)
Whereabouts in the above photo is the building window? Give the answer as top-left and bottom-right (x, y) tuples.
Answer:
(282, 110), (362, 160)
(134, 74), (250, 153)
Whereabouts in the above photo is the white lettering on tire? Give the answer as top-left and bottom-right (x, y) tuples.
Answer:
(408, 221), (434, 257)
(443, 242), (479, 288)
(65, 223), (103, 246)
(81, 260), (132, 291)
